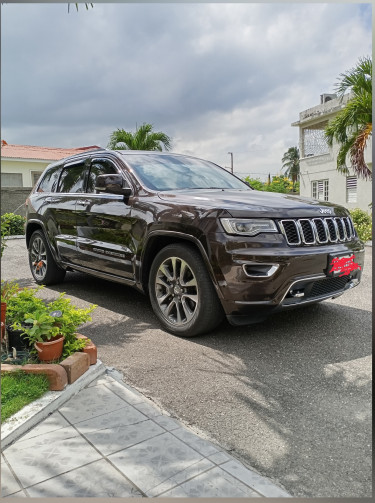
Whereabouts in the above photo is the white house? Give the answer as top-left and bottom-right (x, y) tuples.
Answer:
(292, 94), (372, 212)
(1, 140), (100, 188)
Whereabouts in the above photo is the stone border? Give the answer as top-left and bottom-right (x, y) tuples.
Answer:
(1, 359), (106, 450)
(1, 335), (97, 390)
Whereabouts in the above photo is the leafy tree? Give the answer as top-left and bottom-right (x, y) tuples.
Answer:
(325, 56), (372, 180)
(108, 123), (172, 151)
(281, 146), (300, 191)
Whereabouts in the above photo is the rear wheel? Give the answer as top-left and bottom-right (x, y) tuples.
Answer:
(149, 243), (224, 337)
(28, 230), (66, 285)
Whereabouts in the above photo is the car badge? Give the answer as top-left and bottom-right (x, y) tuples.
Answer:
(319, 208), (332, 215)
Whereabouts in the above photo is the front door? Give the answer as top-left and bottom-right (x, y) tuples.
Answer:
(75, 158), (136, 280)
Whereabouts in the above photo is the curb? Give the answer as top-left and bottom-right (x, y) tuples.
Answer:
(1, 359), (106, 450)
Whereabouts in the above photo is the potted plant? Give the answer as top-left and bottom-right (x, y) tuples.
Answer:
(5, 286), (45, 350)
(20, 310), (64, 362)
(13, 292), (97, 362)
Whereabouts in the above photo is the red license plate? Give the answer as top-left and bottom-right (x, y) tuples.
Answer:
(327, 253), (362, 277)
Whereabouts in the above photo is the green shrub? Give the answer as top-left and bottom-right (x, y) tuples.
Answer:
(244, 177), (265, 191)
(243, 175), (298, 193)
(350, 208), (372, 242)
(1, 213), (26, 236)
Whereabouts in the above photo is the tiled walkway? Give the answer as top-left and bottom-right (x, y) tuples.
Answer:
(1, 373), (290, 498)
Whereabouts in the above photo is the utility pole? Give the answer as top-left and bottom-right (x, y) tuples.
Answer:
(228, 152), (233, 174)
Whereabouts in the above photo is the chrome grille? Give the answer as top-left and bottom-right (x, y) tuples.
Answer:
(279, 216), (356, 246)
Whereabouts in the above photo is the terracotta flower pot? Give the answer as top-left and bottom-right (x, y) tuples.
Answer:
(34, 335), (65, 362)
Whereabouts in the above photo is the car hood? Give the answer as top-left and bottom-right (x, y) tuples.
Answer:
(157, 189), (348, 218)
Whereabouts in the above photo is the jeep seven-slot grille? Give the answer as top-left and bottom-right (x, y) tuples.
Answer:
(279, 217), (356, 246)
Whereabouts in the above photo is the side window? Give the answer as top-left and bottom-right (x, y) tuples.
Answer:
(87, 160), (120, 193)
(37, 165), (62, 193)
(58, 163), (88, 193)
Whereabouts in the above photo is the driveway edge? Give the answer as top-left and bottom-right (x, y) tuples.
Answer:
(1, 359), (106, 450)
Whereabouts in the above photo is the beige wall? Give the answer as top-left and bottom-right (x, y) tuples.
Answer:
(1, 159), (50, 187)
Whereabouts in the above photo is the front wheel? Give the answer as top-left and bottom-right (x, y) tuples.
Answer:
(148, 244), (224, 337)
(28, 230), (66, 285)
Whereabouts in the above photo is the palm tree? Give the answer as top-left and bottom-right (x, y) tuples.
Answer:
(325, 56), (372, 180)
(108, 123), (172, 151)
(281, 146), (300, 190)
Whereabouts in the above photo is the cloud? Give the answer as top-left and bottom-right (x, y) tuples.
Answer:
(1, 2), (371, 179)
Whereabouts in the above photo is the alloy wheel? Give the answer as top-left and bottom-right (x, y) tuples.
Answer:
(154, 256), (199, 326)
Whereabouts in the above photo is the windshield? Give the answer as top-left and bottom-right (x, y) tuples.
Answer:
(120, 153), (251, 191)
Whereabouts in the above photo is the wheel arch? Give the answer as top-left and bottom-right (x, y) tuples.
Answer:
(26, 220), (62, 267)
(140, 231), (222, 297)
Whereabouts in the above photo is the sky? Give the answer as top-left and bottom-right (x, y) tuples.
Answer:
(1, 1), (372, 180)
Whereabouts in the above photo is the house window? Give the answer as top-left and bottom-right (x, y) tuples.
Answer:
(346, 176), (357, 203)
(312, 179), (329, 201)
(31, 171), (43, 187)
(302, 121), (330, 157)
(1, 173), (23, 187)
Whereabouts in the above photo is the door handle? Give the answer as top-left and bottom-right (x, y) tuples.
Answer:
(77, 199), (91, 206)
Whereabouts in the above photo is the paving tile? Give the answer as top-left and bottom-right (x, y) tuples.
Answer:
(26, 459), (142, 498)
(159, 466), (261, 498)
(87, 376), (113, 387)
(221, 459), (290, 497)
(1, 461), (22, 497)
(147, 458), (214, 497)
(84, 419), (165, 456)
(2, 426), (102, 488)
(108, 431), (204, 493)
(103, 378), (145, 404)
(133, 401), (163, 418)
(3, 490), (28, 498)
(207, 451), (231, 465)
(172, 427), (219, 456)
(152, 415), (180, 431)
(17, 412), (70, 442)
(59, 384), (129, 423)
(73, 404), (148, 435)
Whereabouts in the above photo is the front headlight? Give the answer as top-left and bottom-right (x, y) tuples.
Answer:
(220, 218), (278, 236)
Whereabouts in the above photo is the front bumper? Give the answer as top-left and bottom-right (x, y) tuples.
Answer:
(208, 232), (365, 325)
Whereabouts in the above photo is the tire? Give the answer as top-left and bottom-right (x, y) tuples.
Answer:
(28, 230), (66, 285)
(148, 243), (224, 337)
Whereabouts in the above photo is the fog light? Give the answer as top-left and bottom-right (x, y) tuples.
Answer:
(289, 289), (304, 298)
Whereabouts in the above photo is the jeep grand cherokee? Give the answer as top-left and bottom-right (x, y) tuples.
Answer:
(25, 149), (365, 336)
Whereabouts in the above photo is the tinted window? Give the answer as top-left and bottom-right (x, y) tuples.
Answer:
(37, 165), (62, 193)
(121, 153), (250, 191)
(87, 160), (119, 193)
(58, 164), (87, 193)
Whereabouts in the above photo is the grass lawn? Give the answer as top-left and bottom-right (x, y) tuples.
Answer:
(1, 371), (50, 422)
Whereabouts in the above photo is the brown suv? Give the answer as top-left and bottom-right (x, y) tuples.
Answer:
(25, 149), (365, 336)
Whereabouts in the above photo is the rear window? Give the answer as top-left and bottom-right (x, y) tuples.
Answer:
(36, 165), (62, 193)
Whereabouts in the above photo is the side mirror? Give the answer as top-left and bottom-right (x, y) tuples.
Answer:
(95, 174), (132, 196)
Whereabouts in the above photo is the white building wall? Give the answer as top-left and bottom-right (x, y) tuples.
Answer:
(294, 95), (372, 213)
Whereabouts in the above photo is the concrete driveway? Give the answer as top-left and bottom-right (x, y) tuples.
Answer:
(1, 238), (372, 498)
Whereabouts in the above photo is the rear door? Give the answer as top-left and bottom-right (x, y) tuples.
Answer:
(44, 158), (90, 264)
(74, 157), (136, 280)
